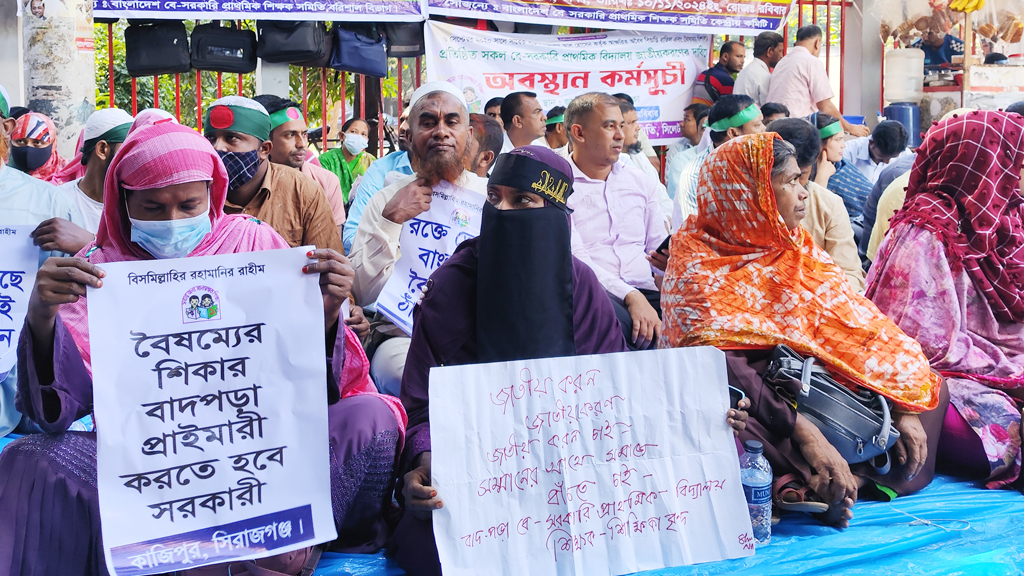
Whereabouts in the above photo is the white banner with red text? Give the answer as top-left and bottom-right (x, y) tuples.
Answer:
(425, 21), (711, 146)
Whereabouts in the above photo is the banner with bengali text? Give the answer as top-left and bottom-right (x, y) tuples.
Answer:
(430, 347), (755, 575)
(88, 247), (336, 575)
(94, 0), (425, 22)
(426, 21), (709, 145)
(0, 227), (37, 381)
(427, 0), (792, 35)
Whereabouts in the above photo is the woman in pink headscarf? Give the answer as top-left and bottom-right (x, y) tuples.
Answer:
(867, 110), (1024, 489)
(0, 122), (406, 575)
(8, 112), (67, 182)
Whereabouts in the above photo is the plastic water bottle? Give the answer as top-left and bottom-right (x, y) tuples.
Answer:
(739, 440), (772, 547)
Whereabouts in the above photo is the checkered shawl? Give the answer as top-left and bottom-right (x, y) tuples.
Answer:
(890, 111), (1024, 324)
(662, 133), (940, 412)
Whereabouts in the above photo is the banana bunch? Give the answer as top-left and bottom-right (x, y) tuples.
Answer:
(949, 0), (984, 14)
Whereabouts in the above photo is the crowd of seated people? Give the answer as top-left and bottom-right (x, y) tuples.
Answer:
(2, 37), (1024, 574)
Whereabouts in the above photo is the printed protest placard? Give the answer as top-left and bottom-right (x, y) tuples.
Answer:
(426, 22), (711, 145)
(430, 347), (755, 576)
(88, 247), (335, 575)
(377, 178), (485, 335)
(0, 226), (38, 379)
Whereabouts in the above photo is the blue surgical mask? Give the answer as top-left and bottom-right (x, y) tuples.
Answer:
(129, 207), (212, 259)
(343, 133), (368, 155)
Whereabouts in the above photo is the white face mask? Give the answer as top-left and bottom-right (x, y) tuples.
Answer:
(343, 133), (369, 155)
(126, 193), (212, 259)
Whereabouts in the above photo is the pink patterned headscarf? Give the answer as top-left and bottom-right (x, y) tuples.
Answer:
(50, 129), (87, 185)
(60, 121), (290, 363)
(888, 110), (1024, 324)
(11, 112), (67, 182)
(56, 121), (405, 436)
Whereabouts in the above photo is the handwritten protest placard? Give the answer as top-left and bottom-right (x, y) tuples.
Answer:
(430, 347), (755, 576)
(426, 22), (710, 144)
(377, 178), (485, 335)
(0, 226), (38, 379)
(88, 247), (336, 575)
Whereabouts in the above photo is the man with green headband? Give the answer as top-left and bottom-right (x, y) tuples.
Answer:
(671, 94), (765, 229)
(253, 94), (347, 240)
(53, 108), (134, 239)
(541, 105), (569, 158)
(204, 95), (343, 254)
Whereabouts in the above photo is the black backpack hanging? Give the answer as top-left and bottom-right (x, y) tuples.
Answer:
(256, 21), (328, 64)
(191, 21), (257, 74)
(384, 22), (425, 58)
(328, 23), (388, 78)
(124, 20), (191, 77)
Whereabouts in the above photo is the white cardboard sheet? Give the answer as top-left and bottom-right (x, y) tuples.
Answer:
(377, 180), (485, 335)
(87, 247), (336, 575)
(0, 226), (38, 378)
(429, 347), (755, 576)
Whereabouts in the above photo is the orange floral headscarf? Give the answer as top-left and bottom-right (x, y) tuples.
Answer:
(661, 133), (940, 412)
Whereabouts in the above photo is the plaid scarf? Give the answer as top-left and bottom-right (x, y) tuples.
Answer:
(890, 110), (1024, 324)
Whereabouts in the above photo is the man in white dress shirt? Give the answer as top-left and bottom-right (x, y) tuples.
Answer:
(733, 32), (785, 106)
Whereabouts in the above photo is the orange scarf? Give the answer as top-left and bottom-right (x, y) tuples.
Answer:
(661, 133), (940, 412)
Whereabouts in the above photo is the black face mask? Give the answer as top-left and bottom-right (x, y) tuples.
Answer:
(11, 144), (52, 172)
(476, 202), (576, 364)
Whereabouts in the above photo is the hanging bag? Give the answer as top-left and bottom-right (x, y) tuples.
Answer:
(328, 23), (388, 78)
(191, 21), (258, 74)
(256, 21), (328, 64)
(124, 20), (191, 77)
(384, 22), (425, 57)
(762, 345), (901, 475)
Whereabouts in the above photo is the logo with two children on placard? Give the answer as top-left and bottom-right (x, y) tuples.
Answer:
(181, 286), (222, 324)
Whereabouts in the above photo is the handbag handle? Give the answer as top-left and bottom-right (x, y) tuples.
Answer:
(801, 355), (895, 474)
(873, 393), (892, 451)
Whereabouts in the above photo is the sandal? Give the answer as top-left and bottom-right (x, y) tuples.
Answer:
(773, 473), (829, 513)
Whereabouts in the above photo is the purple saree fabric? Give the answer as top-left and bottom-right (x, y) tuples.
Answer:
(389, 239), (628, 576)
(867, 224), (1024, 488)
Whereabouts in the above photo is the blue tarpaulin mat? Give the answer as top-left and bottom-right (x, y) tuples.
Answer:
(312, 475), (1024, 576)
(2, 436), (1021, 575)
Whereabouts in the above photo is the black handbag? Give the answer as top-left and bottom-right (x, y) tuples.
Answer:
(763, 345), (900, 474)
(191, 21), (257, 74)
(124, 20), (191, 77)
(328, 23), (388, 78)
(256, 21), (327, 64)
(384, 22), (424, 57)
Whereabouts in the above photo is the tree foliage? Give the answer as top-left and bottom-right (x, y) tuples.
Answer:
(94, 20), (400, 130)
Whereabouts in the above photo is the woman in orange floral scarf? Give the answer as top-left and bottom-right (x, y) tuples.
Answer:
(662, 132), (948, 527)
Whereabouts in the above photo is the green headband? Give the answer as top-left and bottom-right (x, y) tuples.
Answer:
(80, 123), (131, 165)
(269, 106), (305, 131)
(546, 114), (564, 125)
(709, 103), (760, 132)
(819, 121), (843, 139)
(0, 91), (7, 119)
(204, 105), (271, 142)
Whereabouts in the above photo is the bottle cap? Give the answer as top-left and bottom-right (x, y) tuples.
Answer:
(743, 440), (764, 454)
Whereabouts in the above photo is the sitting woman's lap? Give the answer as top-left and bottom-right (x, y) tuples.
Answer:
(0, 394), (401, 576)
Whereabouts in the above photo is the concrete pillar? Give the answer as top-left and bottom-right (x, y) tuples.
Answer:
(256, 61), (291, 99)
(859, 0), (884, 126)
(22, 0), (96, 158)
